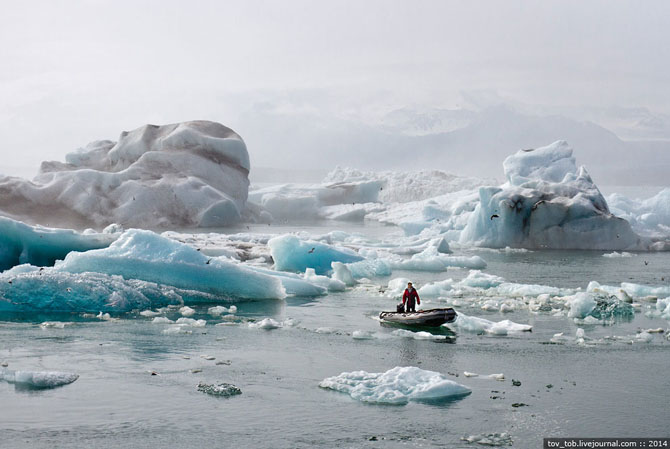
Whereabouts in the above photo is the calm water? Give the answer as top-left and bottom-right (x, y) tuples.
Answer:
(1, 225), (669, 448)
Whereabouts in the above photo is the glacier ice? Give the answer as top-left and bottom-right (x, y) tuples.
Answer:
(1, 367), (79, 388)
(55, 229), (286, 300)
(0, 216), (116, 271)
(460, 141), (642, 250)
(319, 366), (471, 404)
(0, 121), (250, 228)
(268, 234), (363, 275)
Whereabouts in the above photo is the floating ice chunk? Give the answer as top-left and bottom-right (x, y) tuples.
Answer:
(319, 366), (471, 404)
(461, 433), (513, 446)
(179, 306), (195, 317)
(55, 229), (286, 300)
(268, 234), (363, 275)
(96, 312), (112, 321)
(207, 305), (229, 316)
(391, 329), (448, 341)
(345, 258), (392, 278)
(331, 262), (356, 286)
(451, 313), (532, 335)
(303, 268), (346, 292)
(248, 318), (282, 330)
(39, 321), (70, 329)
(152, 317), (174, 324)
(0, 216), (116, 271)
(1, 367), (79, 388)
(140, 310), (161, 317)
(463, 371), (479, 377)
(175, 318), (206, 327)
(567, 293), (596, 319)
(197, 382), (241, 397)
(488, 373), (505, 381)
(163, 325), (192, 335)
(0, 121), (250, 228)
(603, 251), (635, 258)
(460, 270), (505, 289)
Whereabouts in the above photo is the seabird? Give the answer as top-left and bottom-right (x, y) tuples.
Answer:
(308, 248), (315, 254)
(490, 214), (500, 220)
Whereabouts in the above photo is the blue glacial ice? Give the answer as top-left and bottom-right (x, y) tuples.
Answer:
(55, 229), (286, 300)
(460, 141), (643, 250)
(0, 121), (250, 228)
(319, 366), (471, 404)
(268, 234), (363, 275)
(0, 216), (116, 271)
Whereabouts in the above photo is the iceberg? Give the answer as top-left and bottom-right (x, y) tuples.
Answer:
(268, 234), (363, 275)
(319, 366), (471, 404)
(0, 216), (116, 271)
(1, 367), (79, 388)
(0, 121), (250, 228)
(460, 141), (642, 250)
(55, 229), (286, 300)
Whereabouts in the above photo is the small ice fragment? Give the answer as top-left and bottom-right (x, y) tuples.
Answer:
(461, 432), (512, 446)
(464, 372), (479, 377)
(646, 328), (664, 334)
(40, 321), (69, 329)
(190, 368), (202, 373)
(96, 312), (112, 321)
(179, 306), (195, 317)
(152, 317), (174, 324)
(201, 355), (216, 360)
(182, 356), (190, 359)
(1, 362), (7, 367)
(207, 305), (228, 316)
(175, 318), (206, 327)
(163, 326), (192, 335)
(197, 382), (241, 397)
(248, 318), (281, 330)
(488, 373), (505, 381)
(140, 310), (161, 317)
(229, 305), (237, 314)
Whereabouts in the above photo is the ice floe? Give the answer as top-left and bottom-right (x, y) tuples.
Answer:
(55, 229), (286, 300)
(450, 313), (532, 335)
(268, 234), (363, 275)
(1, 367), (79, 388)
(319, 366), (471, 404)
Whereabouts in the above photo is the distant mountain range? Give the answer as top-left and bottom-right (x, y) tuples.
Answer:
(244, 103), (670, 186)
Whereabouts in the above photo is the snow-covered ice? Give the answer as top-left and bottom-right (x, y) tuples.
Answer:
(319, 366), (471, 404)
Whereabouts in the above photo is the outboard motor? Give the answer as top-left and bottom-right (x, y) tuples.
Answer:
(396, 303), (405, 313)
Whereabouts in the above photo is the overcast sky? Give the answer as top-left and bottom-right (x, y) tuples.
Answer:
(1, 0), (669, 176)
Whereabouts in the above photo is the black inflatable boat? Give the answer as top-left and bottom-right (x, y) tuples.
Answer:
(379, 308), (457, 327)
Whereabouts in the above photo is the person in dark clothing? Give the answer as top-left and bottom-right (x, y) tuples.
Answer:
(402, 282), (420, 313)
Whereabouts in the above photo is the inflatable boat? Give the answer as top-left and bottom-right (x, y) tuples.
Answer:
(379, 308), (457, 327)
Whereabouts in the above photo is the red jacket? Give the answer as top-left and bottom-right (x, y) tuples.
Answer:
(403, 288), (420, 305)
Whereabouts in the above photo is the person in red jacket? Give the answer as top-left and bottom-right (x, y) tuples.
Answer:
(402, 282), (420, 313)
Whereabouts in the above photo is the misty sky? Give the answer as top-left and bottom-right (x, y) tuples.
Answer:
(1, 0), (669, 177)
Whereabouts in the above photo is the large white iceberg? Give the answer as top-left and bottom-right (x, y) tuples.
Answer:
(460, 141), (642, 250)
(0, 121), (250, 228)
(319, 366), (471, 404)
